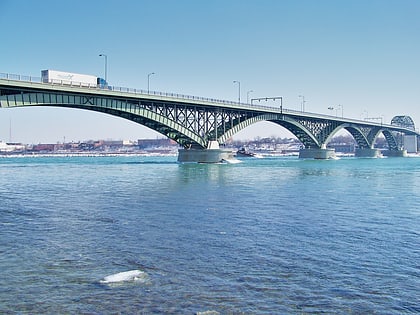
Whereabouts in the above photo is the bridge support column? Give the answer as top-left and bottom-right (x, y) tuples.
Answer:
(178, 141), (235, 163)
(299, 148), (336, 159)
(382, 149), (407, 157)
(355, 148), (382, 158)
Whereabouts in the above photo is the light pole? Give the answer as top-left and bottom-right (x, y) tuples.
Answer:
(246, 90), (253, 104)
(328, 107), (334, 115)
(337, 104), (343, 117)
(299, 95), (305, 111)
(147, 72), (155, 93)
(361, 110), (368, 120)
(99, 54), (107, 82)
(233, 80), (241, 104)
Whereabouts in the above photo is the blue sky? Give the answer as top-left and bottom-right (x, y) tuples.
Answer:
(1, 0), (419, 143)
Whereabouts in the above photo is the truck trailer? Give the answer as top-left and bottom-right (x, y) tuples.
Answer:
(41, 70), (104, 87)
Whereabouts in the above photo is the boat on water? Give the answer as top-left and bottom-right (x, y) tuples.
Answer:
(236, 147), (263, 158)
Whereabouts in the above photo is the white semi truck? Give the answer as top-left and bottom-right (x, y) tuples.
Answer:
(41, 70), (106, 87)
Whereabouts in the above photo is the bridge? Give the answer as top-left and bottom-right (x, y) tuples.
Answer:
(1, 72), (419, 162)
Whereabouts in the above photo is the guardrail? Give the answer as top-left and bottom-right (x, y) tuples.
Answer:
(0, 72), (280, 111)
(0, 72), (361, 118)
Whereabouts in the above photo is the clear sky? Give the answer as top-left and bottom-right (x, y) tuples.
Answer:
(0, 0), (419, 144)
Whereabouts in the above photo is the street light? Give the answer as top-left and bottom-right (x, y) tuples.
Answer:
(361, 110), (368, 120)
(99, 54), (107, 82)
(246, 90), (253, 104)
(337, 104), (343, 117)
(298, 95), (305, 112)
(147, 72), (155, 93)
(233, 80), (241, 104)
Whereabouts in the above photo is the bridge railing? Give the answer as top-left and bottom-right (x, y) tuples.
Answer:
(0, 73), (43, 83)
(102, 84), (281, 112)
(0, 72), (304, 114)
(1, 71), (279, 111)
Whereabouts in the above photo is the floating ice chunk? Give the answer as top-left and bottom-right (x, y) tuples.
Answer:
(221, 158), (242, 164)
(100, 270), (147, 284)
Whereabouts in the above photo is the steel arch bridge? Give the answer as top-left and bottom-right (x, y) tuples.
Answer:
(0, 74), (418, 158)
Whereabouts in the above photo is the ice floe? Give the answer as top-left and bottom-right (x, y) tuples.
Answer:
(100, 269), (148, 284)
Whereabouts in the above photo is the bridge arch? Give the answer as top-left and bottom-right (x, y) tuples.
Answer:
(324, 124), (370, 149)
(218, 113), (321, 148)
(391, 115), (415, 130)
(381, 129), (399, 150)
(84, 104), (207, 148)
(271, 116), (321, 148)
(0, 90), (209, 148)
(364, 127), (399, 151)
(217, 114), (275, 143)
(323, 123), (400, 151)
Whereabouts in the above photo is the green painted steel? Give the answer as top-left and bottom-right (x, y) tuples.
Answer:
(0, 76), (418, 152)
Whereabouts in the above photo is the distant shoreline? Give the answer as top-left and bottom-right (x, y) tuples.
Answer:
(0, 151), (178, 158)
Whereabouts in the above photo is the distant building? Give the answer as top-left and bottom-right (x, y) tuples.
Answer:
(404, 135), (418, 153)
(0, 141), (25, 153)
(328, 143), (356, 153)
(30, 143), (57, 152)
(137, 138), (177, 149)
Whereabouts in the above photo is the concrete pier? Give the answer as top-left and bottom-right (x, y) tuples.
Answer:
(355, 148), (382, 158)
(383, 150), (407, 157)
(178, 148), (235, 163)
(178, 141), (235, 163)
(299, 148), (336, 159)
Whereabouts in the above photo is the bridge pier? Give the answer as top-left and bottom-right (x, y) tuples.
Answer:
(355, 148), (382, 158)
(178, 141), (235, 163)
(382, 149), (407, 157)
(299, 148), (336, 159)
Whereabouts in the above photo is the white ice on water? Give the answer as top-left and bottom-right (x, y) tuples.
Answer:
(100, 269), (147, 284)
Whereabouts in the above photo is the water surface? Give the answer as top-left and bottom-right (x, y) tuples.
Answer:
(0, 156), (419, 314)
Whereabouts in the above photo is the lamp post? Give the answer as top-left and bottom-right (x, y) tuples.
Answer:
(361, 110), (368, 120)
(246, 90), (253, 104)
(147, 72), (155, 93)
(99, 54), (107, 82)
(298, 95), (305, 112)
(337, 104), (343, 117)
(233, 80), (241, 104)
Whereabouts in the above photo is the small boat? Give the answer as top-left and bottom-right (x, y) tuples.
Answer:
(236, 147), (263, 158)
